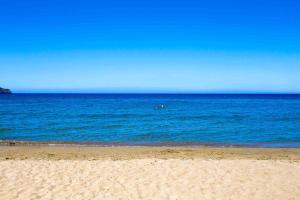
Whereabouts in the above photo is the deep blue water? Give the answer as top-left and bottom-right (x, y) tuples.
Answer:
(1, 94), (300, 147)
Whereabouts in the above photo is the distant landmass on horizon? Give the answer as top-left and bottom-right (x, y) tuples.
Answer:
(0, 87), (12, 94)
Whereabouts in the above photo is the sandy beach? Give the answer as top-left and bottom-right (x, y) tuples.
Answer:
(1, 145), (300, 200)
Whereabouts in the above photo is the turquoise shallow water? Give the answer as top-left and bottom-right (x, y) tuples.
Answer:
(1, 94), (300, 147)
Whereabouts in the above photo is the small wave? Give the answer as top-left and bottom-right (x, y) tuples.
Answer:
(78, 113), (156, 119)
(0, 128), (11, 133)
(274, 116), (300, 121)
(100, 125), (123, 129)
(127, 133), (154, 141)
(228, 114), (248, 121)
(78, 114), (113, 118)
(51, 126), (96, 132)
(174, 115), (217, 120)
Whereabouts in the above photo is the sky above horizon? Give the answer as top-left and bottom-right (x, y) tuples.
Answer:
(1, 0), (300, 93)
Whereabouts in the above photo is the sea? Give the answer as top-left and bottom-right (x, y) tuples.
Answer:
(1, 94), (300, 147)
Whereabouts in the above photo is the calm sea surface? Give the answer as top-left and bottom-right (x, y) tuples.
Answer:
(1, 94), (300, 147)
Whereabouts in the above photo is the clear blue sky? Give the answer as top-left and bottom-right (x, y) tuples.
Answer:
(0, 0), (300, 93)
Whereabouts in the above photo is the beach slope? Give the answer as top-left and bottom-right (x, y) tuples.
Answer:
(1, 146), (300, 200)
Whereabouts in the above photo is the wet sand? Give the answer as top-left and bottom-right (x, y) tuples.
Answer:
(1, 145), (300, 200)
(1, 144), (300, 160)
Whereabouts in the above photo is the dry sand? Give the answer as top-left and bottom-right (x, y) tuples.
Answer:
(1, 146), (300, 200)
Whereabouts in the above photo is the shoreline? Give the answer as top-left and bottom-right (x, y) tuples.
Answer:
(0, 140), (250, 148)
(1, 139), (300, 148)
(1, 144), (300, 161)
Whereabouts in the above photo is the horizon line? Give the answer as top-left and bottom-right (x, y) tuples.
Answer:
(9, 92), (300, 95)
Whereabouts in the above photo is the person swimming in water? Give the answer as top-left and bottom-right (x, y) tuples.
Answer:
(154, 104), (166, 110)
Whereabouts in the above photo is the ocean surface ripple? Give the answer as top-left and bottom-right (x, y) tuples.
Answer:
(1, 94), (300, 147)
